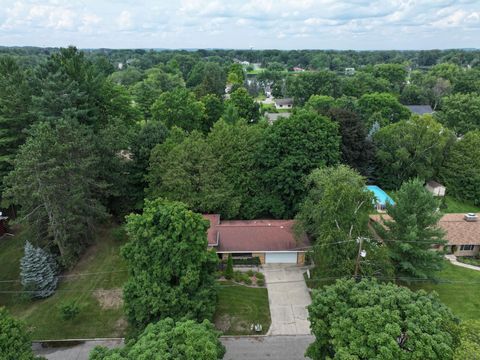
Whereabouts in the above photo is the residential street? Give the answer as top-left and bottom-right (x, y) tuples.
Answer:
(263, 265), (312, 335)
(222, 335), (314, 360)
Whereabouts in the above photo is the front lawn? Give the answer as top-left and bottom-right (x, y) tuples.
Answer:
(412, 261), (480, 320)
(0, 225), (128, 340)
(214, 281), (270, 335)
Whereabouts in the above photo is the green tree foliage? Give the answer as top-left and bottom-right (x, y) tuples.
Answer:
(0, 307), (40, 360)
(437, 93), (480, 135)
(357, 92), (411, 129)
(188, 62), (226, 97)
(304, 95), (335, 115)
(20, 241), (58, 299)
(227, 63), (245, 85)
(306, 278), (458, 360)
(225, 254), (233, 280)
(296, 166), (391, 278)
(400, 84), (430, 105)
(374, 115), (455, 189)
(130, 66), (185, 119)
(147, 130), (232, 214)
(200, 94), (224, 132)
(286, 70), (340, 104)
(108, 67), (143, 86)
(207, 120), (267, 218)
(454, 320), (480, 360)
(151, 88), (206, 132)
(373, 63), (407, 91)
(341, 71), (391, 98)
(122, 199), (218, 329)
(261, 110), (340, 217)
(3, 120), (106, 268)
(0, 56), (34, 193)
(328, 108), (374, 176)
(382, 179), (446, 280)
(89, 318), (225, 360)
(441, 130), (480, 205)
(226, 87), (259, 123)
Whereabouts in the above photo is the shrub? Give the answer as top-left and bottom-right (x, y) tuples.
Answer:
(59, 300), (80, 320)
(246, 270), (254, 277)
(111, 226), (128, 243)
(233, 271), (242, 283)
(244, 277), (252, 285)
(225, 255), (234, 280)
(255, 272), (264, 280)
(257, 279), (265, 287)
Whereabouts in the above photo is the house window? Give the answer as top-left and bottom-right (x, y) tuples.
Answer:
(460, 245), (475, 251)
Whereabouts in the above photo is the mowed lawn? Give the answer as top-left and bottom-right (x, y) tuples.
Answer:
(214, 282), (270, 335)
(412, 261), (480, 320)
(0, 226), (128, 340)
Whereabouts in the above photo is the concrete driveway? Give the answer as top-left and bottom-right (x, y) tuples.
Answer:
(263, 265), (311, 335)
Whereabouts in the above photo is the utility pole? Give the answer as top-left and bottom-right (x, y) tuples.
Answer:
(354, 237), (367, 280)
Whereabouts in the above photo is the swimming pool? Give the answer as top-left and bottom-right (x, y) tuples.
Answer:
(366, 185), (395, 207)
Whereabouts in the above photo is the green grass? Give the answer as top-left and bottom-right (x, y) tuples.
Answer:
(443, 196), (480, 213)
(214, 282), (270, 335)
(412, 262), (480, 320)
(457, 257), (480, 267)
(0, 225), (128, 340)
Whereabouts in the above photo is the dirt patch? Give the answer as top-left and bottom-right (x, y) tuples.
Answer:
(233, 319), (250, 333)
(93, 288), (123, 309)
(215, 314), (231, 332)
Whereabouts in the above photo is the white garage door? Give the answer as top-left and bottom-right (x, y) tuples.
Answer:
(265, 252), (297, 264)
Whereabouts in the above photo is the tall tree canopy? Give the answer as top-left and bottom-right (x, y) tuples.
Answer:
(357, 92), (411, 129)
(382, 178), (446, 280)
(437, 93), (480, 135)
(89, 318), (225, 360)
(3, 119), (106, 267)
(307, 278), (458, 360)
(287, 70), (341, 104)
(0, 307), (39, 360)
(260, 109), (340, 218)
(151, 88), (206, 132)
(441, 130), (480, 205)
(226, 87), (259, 123)
(374, 115), (455, 189)
(121, 199), (218, 330)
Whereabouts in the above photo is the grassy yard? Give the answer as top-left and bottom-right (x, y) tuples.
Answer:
(411, 261), (480, 320)
(214, 281), (270, 335)
(0, 225), (128, 340)
(443, 196), (480, 213)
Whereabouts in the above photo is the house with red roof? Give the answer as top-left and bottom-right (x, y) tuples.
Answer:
(203, 214), (310, 265)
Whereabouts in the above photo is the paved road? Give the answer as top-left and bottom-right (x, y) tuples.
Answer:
(34, 336), (313, 360)
(33, 339), (123, 360)
(263, 265), (311, 335)
(222, 335), (313, 360)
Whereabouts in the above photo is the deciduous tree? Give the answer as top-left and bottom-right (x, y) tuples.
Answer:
(0, 307), (40, 360)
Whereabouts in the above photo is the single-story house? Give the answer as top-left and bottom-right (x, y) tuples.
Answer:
(274, 98), (293, 110)
(366, 185), (395, 211)
(406, 105), (434, 115)
(203, 214), (310, 265)
(264, 112), (291, 124)
(293, 67), (305, 72)
(425, 180), (446, 197)
(369, 213), (480, 256)
(345, 67), (355, 76)
(0, 213), (8, 237)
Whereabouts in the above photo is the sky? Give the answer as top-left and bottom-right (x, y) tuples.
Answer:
(0, 0), (480, 50)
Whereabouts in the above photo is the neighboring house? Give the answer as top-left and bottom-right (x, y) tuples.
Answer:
(203, 214), (310, 265)
(425, 180), (446, 197)
(0, 213), (8, 237)
(406, 105), (434, 115)
(274, 98), (294, 110)
(293, 67), (305, 72)
(366, 185), (395, 211)
(369, 213), (480, 256)
(345, 67), (355, 76)
(264, 112), (291, 124)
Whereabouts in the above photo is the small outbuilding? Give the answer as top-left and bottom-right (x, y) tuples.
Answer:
(274, 98), (293, 110)
(425, 180), (446, 197)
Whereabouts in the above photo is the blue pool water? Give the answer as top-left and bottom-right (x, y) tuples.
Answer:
(366, 185), (395, 206)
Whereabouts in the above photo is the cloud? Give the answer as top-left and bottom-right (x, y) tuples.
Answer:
(0, 0), (479, 49)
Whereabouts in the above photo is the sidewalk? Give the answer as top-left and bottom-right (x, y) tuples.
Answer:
(445, 254), (480, 271)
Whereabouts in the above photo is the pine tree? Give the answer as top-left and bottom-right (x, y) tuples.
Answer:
(225, 254), (234, 280)
(20, 241), (58, 299)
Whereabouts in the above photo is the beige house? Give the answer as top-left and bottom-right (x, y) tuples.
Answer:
(369, 213), (480, 257)
(203, 214), (310, 265)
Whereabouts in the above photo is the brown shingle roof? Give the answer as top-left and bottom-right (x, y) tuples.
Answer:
(369, 213), (480, 246)
(203, 215), (310, 252)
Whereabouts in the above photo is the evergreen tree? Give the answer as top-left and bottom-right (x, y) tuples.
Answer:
(383, 178), (446, 280)
(20, 242), (58, 299)
(225, 254), (234, 280)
